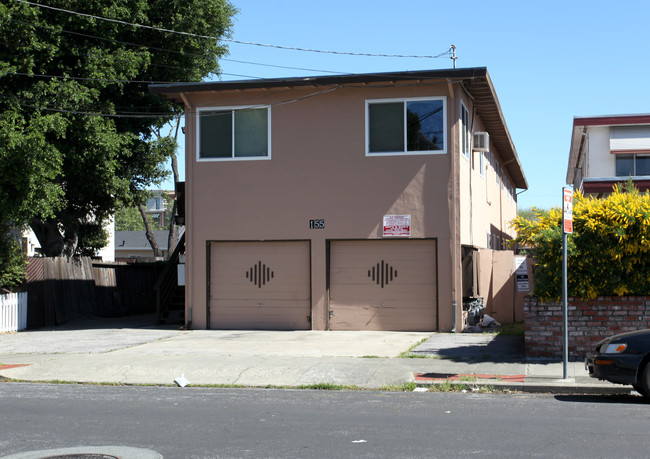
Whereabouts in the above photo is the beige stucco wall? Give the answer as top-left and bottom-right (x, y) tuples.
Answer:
(476, 249), (527, 325)
(586, 126), (614, 178)
(179, 79), (525, 331)
(182, 84), (462, 330)
(458, 98), (518, 250)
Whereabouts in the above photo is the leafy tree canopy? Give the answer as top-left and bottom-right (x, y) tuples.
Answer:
(511, 181), (650, 300)
(0, 0), (236, 257)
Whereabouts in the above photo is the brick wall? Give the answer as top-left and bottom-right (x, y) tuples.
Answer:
(524, 296), (650, 359)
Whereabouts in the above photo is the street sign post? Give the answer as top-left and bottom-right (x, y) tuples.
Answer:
(562, 187), (573, 379)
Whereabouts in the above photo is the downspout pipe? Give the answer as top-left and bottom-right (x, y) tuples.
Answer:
(448, 79), (458, 333)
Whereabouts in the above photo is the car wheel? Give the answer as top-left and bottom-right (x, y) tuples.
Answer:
(639, 363), (650, 399)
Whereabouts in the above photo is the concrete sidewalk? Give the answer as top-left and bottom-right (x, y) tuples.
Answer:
(0, 315), (636, 395)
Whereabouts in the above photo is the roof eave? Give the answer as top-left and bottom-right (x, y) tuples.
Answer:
(462, 70), (527, 189)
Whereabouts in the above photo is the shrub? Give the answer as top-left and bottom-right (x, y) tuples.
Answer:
(511, 182), (650, 300)
(0, 235), (26, 291)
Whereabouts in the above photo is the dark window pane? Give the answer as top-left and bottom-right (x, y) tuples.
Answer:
(615, 155), (634, 176)
(235, 108), (268, 157)
(407, 100), (444, 151)
(636, 155), (650, 175)
(200, 111), (232, 158)
(461, 106), (469, 155)
(369, 102), (404, 152)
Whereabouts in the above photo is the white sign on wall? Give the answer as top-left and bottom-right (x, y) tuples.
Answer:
(515, 256), (530, 292)
(383, 215), (411, 237)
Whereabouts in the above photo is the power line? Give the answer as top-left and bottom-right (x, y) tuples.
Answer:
(5, 71), (172, 85)
(13, 0), (454, 60)
(6, 15), (346, 77)
(0, 93), (177, 118)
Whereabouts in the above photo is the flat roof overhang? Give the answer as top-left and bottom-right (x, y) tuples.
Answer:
(150, 67), (527, 190)
(581, 177), (650, 194)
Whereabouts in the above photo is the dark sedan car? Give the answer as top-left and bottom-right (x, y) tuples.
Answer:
(586, 329), (650, 397)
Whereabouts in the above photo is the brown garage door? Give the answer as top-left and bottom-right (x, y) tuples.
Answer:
(329, 240), (436, 331)
(209, 241), (311, 330)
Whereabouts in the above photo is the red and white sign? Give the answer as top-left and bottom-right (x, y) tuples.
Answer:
(383, 215), (411, 237)
(563, 187), (573, 234)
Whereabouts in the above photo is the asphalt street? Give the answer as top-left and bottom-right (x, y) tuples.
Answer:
(0, 383), (648, 458)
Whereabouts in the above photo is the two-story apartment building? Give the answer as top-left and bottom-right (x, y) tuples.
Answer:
(567, 114), (650, 195)
(150, 67), (527, 331)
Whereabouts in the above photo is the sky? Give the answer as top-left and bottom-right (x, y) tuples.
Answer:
(160, 0), (650, 211)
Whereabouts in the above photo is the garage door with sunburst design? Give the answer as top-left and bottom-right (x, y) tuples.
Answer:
(329, 240), (437, 331)
(209, 241), (311, 330)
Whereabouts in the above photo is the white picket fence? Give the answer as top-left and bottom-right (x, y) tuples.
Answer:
(0, 292), (28, 332)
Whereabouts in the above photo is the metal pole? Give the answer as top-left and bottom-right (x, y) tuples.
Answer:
(562, 231), (568, 379)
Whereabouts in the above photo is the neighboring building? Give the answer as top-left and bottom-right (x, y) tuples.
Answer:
(567, 114), (650, 196)
(114, 230), (169, 261)
(150, 67), (527, 331)
(143, 190), (174, 228)
(21, 217), (115, 261)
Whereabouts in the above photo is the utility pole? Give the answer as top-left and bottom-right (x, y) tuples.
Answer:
(451, 44), (457, 68)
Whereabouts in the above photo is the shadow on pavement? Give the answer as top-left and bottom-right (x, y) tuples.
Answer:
(28, 313), (164, 331)
(554, 393), (649, 404)
(410, 334), (527, 363)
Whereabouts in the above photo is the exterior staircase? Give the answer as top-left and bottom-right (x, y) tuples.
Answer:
(154, 233), (186, 326)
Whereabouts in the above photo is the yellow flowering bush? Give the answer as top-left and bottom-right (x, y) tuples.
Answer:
(511, 181), (650, 300)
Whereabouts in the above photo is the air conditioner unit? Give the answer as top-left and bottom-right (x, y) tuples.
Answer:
(472, 131), (489, 152)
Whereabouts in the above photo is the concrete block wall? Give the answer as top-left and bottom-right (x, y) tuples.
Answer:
(524, 296), (650, 359)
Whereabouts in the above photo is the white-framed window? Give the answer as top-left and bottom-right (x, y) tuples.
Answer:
(197, 105), (271, 161)
(366, 97), (447, 156)
(460, 102), (470, 160)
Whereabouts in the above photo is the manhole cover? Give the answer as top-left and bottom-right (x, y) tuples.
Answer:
(2, 446), (161, 459)
(42, 456), (118, 459)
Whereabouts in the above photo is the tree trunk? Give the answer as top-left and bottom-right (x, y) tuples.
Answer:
(166, 115), (182, 258)
(138, 204), (162, 258)
(167, 200), (179, 259)
(30, 216), (78, 257)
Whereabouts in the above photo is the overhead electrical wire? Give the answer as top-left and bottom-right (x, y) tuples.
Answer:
(5, 15), (347, 77)
(4, 1), (459, 117)
(0, 85), (343, 119)
(5, 71), (172, 85)
(12, 0), (454, 60)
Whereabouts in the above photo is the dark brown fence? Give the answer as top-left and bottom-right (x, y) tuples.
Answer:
(23, 257), (165, 328)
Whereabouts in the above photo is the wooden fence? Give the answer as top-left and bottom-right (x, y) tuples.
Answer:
(22, 257), (165, 329)
(0, 292), (28, 332)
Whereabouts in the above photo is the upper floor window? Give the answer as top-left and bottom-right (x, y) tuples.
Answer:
(615, 154), (650, 177)
(198, 106), (270, 161)
(460, 103), (470, 159)
(366, 97), (446, 155)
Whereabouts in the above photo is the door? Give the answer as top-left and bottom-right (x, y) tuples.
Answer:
(209, 241), (311, 330)
(329, 240), (437, 331)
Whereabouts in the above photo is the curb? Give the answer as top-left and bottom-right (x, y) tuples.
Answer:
(414, 378), (638, 395)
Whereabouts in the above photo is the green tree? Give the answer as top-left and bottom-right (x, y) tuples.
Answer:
(511, 182), (650, 300)
(115, 203), (170, 231)
(0, 228), (26, 291)
(0, 0), (236, 258)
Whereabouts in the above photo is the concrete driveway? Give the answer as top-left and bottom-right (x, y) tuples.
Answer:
(0, 314), (431, 358)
